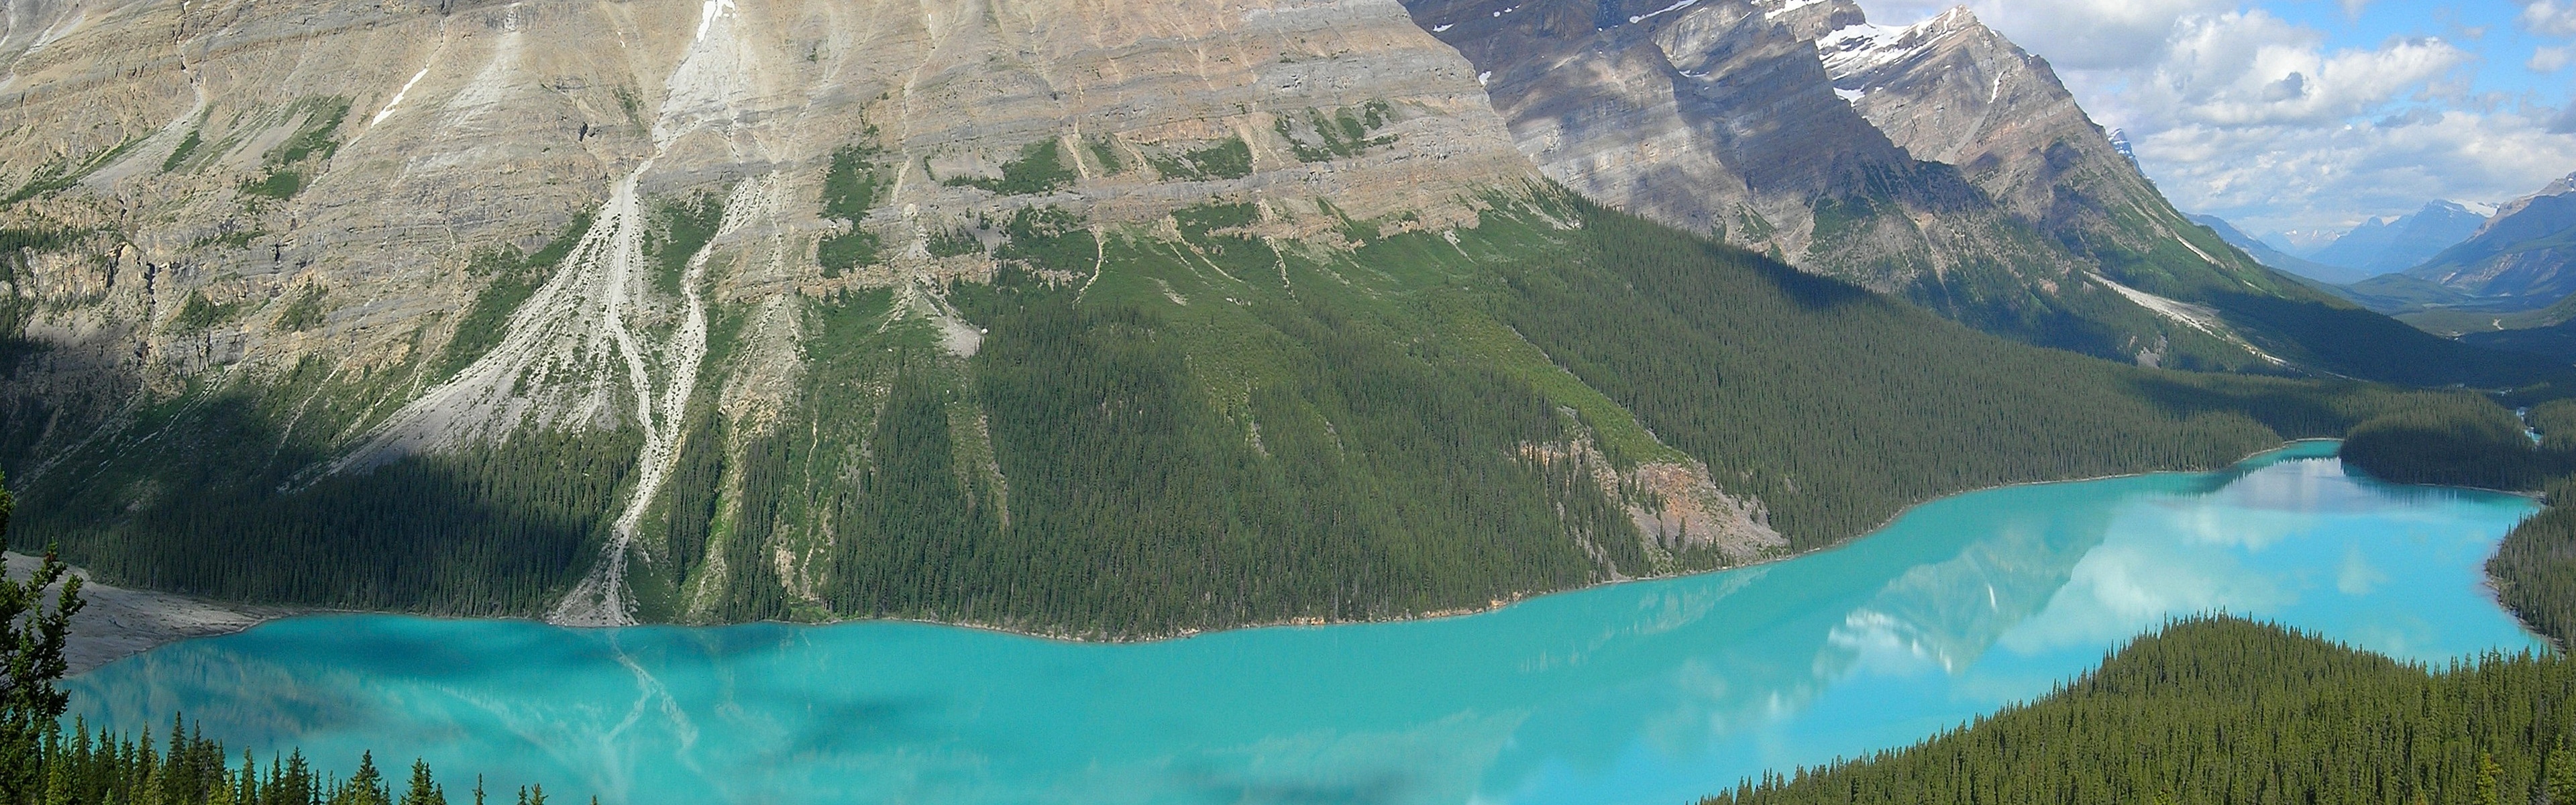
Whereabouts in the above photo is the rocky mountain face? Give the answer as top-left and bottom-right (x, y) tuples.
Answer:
(1399, 0), (2553, 384)
(0, 0), (1806, 631)
(0, 0), (2549, 632)
(1403, 0), (2274, 368)
(2310, 201), (2491, 278)
(2406, 175), (2576, 303)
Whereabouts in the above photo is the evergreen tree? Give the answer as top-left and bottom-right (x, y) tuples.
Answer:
(398, 759), (443, 805)
(1703, 618), (2576, 805)
(0, 467), (81, 804)
(331, 751), (387, 805)
(2479, 753), (2504, 805)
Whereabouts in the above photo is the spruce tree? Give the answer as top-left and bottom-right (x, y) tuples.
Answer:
(399, 759), (443, 805)
(335, 751), (388, 805)
(2479, 753), (2503, 805)
(2551, 741), (2576, 805)
(0, 468), (83, 805)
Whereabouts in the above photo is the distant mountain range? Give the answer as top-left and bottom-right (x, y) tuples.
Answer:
(2309, 201), (2494, 276)
(2189, 214), (2368, 284)
(2190, 200), (2497, 288)
(2408, 174), (2576, 301)
(2327, 174), (2576, 329)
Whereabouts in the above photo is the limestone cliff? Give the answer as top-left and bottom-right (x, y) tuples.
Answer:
(0, 0), (2540, 632)
(0, 0), (1782, 629)
(1400, 0), (2469, 374)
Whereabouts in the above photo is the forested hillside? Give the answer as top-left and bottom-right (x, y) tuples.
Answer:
(0, 0), (2557, 633)
(5, 188), (2482, 634)
(1703, 618), (2576, 805)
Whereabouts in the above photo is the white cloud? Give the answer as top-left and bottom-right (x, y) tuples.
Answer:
(2526, 1), (2576, 37)
(1855, 0), (2232, 70)
(2535, 44), (2576, 72)
(2134, 11), (2471, 127)
(2136, 107), (2576, 233)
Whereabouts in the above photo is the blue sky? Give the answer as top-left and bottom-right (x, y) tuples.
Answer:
(1854, 0), (2576, 241)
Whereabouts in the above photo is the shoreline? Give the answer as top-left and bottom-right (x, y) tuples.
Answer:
(67, 439), (2379, 659)
(5, 553), (292, 676)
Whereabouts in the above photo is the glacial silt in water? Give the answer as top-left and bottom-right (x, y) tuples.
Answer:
(67, 443), (2546, 804)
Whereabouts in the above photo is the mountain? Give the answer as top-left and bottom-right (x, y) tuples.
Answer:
(2347, 175), (2576, 333)
(2307, 201), (2492, 276)
(0, 0), (2540, 633)
(1403, 0), (2551, 386)
(2187, 213), (2367, 284)
(2405, 174), (2576, 303)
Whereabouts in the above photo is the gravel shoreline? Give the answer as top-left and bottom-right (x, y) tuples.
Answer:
(4, 553), (280, 675)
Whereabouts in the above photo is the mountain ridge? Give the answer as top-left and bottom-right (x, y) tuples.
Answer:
(2187, 213), (2362, 284)
(0, 0), (2549, 632)
(1405, 0), (2560, 385)
(2407, 173), (2576, 301)
(2307, 201), (2489, 277)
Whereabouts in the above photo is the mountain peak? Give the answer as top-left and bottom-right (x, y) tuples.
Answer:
(2312, 199), (2499, 275)
(1754, 0), (1869, 40)
(2540, 172), (2576, 199)
(2402, 172), (2576, 299)
(1815, 7), (1990, 78)
(2434, 199), (2502, 219)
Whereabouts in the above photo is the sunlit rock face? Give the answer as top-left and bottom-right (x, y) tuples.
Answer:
(0, 0), (1529, 369)
(1820, 6), (2188, 264)
(1397, 0), (1931, 268)
(0, 0), (1534, 476)
(0, 0), (1554, 625)
(1402, 0), (2302, 368)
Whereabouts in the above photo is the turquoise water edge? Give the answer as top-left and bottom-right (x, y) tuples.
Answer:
(66, 442), (2548, 804)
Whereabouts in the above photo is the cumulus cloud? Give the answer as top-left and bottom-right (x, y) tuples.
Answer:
(2135, 108), (2576, 233)
(2527, 1), (2576, 37)
(1852, 0), (2576, 233)
(2138, 11), (2470, 127)
(2536, 44), (2576, 72)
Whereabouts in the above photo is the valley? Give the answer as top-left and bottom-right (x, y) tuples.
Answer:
(0, 0), (2553, 635)
(0, 0), (2569, 803)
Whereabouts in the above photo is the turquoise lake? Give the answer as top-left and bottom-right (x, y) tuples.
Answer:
(66, 442), (2550, 804)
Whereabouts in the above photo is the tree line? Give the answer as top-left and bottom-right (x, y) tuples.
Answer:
(1704, 616), (2576, 805)
(0, 477), (568, 805)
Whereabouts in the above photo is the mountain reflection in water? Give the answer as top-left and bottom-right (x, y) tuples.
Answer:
(68, 442), (2543, 805)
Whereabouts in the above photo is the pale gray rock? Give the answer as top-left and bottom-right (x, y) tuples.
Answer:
(3, 552), (276, 675)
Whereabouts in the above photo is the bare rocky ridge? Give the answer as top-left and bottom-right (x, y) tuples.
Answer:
(1401, 0), (1923, 270)
(1402, 0), (2313, 368)
(0, 0), (1777, 627)
(0, 0), (2532, 633)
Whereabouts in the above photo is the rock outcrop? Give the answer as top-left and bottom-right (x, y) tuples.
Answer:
(0, 0), (1785, 629)
(0, 0), (2548, 631)
(1403, 0), (2360, 371)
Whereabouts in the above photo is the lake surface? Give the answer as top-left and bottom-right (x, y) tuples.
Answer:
(68, 442), (2548, 804)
